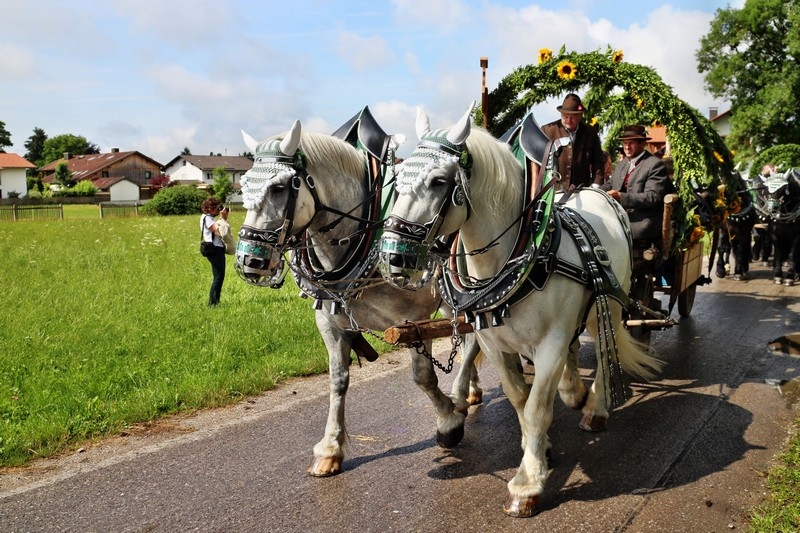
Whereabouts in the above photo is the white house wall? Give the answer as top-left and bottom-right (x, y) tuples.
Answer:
(0, 168), (28, 198)
(110, 180), (141, 202)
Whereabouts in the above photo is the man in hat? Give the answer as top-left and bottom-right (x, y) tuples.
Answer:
(602, 124), (672, 253)
(542, 93), (606, 191)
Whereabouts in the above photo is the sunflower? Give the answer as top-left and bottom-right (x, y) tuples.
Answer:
(636, 98), (643, 108)
(713, 151), (724, 163)
(689, 226), (706, 246)
(556, 60), (577, 80)
(589, 116), (598, 126)
(612, 50), (624, 63)
(538, 48), (552, 64)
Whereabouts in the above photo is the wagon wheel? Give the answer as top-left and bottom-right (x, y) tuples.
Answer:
(677, 284), (696, 317)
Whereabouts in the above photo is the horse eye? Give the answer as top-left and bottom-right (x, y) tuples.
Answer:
(431, 176), (448, 187)
(271, 183), (287, 194)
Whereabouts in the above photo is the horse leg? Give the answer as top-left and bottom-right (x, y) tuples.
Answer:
(716, 230), (730, 278)
(410, 340), (465, 448)
(503, 345), (565, 518)
(308, 316), (352, 477)
(450, 334), (483, 414)
(557, 337), (588, 411)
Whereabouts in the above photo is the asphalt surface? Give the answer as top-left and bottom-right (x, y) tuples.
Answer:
(1, 261), (799, 533)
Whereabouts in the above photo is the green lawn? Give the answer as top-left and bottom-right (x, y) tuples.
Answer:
(0, 206), (391, 467)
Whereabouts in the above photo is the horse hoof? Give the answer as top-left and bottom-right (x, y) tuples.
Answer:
(308, 455), (343, 477)
(503, 494), (540, 518)
(733, 273), (743, 281)
(774, 278), (784, 285)
(436, 423), (465, 448)
(467, 390), (483, 406)
(763, 262), (771, 267)
(784, 279), (795, 287)
(579, 414), (608, 432)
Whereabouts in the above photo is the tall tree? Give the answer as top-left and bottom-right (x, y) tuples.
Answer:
(696, 0), (800, 160)
(24, 127), (48, 167)
(181, 146), (192, 155)
(0, 120), (12, 153)
(41, 134), (97, 166)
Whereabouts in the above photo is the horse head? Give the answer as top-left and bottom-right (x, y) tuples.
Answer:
(754, 168), (800, 221)
(235, 120), (316, 287)
(378, 103), (476, 290)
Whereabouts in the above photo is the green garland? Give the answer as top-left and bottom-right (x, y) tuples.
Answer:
(486, 46), (739, 250)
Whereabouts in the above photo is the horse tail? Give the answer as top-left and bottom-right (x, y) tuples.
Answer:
(614, 325), (664, 381)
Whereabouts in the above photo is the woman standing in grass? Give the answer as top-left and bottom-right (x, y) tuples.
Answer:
(200, 197), (228, 306)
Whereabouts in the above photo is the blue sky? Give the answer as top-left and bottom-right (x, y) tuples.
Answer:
(1, 0), (742, 164)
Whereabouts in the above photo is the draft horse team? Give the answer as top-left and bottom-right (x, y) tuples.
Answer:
(232, 100), (794, 518)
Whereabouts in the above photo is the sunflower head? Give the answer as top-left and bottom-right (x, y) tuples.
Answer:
(538, 48), (552, 64)
(556, 60), (577, 80)
(612, 50), (624, 63)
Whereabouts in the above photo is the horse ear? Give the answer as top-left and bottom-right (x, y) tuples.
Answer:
(280, 120), (302, 155)
(415, 107), (431, 140)
(446, 101), (475, 146)
(242, 130), (259, 154)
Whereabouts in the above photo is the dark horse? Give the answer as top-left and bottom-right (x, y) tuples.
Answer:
(713, 171), (757, 281)
(754, 168), (800, 286)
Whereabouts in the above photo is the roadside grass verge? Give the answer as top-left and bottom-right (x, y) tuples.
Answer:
(749, 416), (800, 532)
(0, 207), (392, 467)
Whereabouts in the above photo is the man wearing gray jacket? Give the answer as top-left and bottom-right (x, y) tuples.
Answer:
(602, 125), (672, 252)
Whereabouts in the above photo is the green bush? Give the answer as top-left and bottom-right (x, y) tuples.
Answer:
(752, 144), (800, 174)
(142, 184), (208, 216)
(70, 180), (98, 197)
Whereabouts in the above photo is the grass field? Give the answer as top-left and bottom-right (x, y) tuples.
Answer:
(0, 205), (392, 467)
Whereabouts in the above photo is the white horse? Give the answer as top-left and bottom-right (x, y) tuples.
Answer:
(235, 111), (482, 477)
(378, 104), (662, 517)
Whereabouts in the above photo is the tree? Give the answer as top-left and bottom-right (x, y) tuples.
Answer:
(0, 120), (12, 153)
(210, 166), (234, 202)
(24, 127), (48, 167)
(53, 162), (72, 189)
(41, 134), (98, 166)
(181, 147), (192, 155)
(697, 0), (800, 160)
(240, 151), (254, 161)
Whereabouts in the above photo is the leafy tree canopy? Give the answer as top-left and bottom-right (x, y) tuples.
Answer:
(0, 120), (12, 152)
(181, 147), (192, 156)
(486, 46), (737, 249)
(697, 0), (800, 160)
(41, 134), (100, 166)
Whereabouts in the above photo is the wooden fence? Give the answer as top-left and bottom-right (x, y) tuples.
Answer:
(0, 204), (63, 221)
(99, 202), (142, 219)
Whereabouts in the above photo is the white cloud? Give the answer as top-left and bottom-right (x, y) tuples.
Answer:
(335, 31), (394, 71)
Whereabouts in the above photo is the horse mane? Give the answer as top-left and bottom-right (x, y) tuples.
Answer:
(464, 127), (524, 223)
(267, 130), (365, 188)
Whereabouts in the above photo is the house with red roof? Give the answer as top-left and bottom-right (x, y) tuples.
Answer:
(38, 149), (163, 191)
(0, 153), (36, 198)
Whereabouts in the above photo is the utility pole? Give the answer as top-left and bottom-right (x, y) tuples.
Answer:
(480, 57), (489, 129)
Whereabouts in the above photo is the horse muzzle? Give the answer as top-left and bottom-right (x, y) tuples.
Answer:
(234, 239), (288, 288)
(378, 235), (436, 290)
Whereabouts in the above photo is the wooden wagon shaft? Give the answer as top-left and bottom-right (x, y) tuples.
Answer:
(384, 316), (474, 345)
(625, 318), (677, 329)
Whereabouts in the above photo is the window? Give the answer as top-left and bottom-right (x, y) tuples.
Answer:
(102, 171), (109, 177)
(144, 171), (151, 179)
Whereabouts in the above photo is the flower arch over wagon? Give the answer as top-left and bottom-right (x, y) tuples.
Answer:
(484, 46), (739, 251)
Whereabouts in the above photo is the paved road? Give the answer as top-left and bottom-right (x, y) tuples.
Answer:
(2, 262), (799, 532)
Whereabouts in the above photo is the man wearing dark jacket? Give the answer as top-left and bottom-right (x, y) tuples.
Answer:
(601, 125), (672, 248)
(541, 93), (606, 191)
